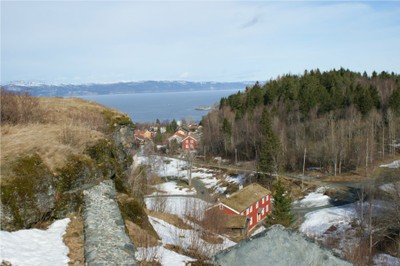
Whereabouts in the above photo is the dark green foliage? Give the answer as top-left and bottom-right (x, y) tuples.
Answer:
(220, 69), (395, 117)
(388, 87), (400, 116)
(266, 180), (294, 227)
(258, 109), (281, 183)
(166, 119), (178, 133)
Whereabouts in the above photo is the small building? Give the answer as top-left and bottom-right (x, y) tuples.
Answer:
(182, 135), (197, 151)
(134, 129), (152, 144)
(168, 131), (186, 146)
(205, 183), (271, 233)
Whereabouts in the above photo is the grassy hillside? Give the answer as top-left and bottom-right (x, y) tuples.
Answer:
(1, 96), (128, 177)
(0, 90), (135, 230)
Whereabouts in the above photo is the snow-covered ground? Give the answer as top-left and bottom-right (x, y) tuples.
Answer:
(300, 203), (356, 237)
(136, 246), (195, 266)
(151, 181), (196, 196)
(0, 218), (70, 266)
(379, 182), (400, 193)
(137, 155), (188, 178)
(380, 160), (400, 169)
(145, 196), (211, 220)
(373, 253), (400, 266)
(137, 155), (249, 196)
(294, 187), (331, 208)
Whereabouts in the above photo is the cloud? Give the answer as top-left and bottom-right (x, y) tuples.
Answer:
(241, 15), (261, 29)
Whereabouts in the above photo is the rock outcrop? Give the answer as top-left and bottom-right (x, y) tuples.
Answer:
(1, 122), (135, 231)
(212, 224), (351, 266)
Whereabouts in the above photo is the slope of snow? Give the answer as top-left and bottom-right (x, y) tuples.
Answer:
(300, 204), (357, 237)
(136, 246), (195, 266)
(373, 253), (400, 266)
(137, 155), (187, 178)
(294, 187), (331, 208)
(148, 216), (235, 257)
(380, 160), (400, 169)
(145, 197), (211, 219)
(151, 181), (196, 195)
(0, 218), (70, 266)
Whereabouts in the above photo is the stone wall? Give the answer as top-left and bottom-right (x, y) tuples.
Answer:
(83, 180), (137, 265)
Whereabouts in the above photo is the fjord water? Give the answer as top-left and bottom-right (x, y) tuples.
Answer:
(79, 89), (240, 123)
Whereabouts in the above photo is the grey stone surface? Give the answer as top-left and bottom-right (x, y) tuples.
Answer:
(212, 224), (352, 266)
(83, 180), (137, 266)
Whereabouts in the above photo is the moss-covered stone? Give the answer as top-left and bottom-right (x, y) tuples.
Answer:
(117, 194), (159, 240)
(102, 110), (135, 132)
(0, 154), (55, 230)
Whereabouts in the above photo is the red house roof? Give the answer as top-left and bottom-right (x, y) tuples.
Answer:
(220, 183), (271, 213)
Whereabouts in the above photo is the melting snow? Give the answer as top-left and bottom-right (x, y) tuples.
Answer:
(373, 253), (400, 266)
(300, 203), (357, 237)
(380, 160), (400, 169)
(0, 218), (70, 266)
(294, 187), (331, 208)
(136, 246), (195, 266)
(151, 181), (196, 196)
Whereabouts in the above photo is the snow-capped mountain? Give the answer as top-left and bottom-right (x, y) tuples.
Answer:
(3, 81), (254, 97)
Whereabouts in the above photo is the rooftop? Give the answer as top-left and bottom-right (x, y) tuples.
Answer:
(221, 183), (271, 213)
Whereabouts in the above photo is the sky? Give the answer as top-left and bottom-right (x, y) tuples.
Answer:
(1, 1), (400, 85)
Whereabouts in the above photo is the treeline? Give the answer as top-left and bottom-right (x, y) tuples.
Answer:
(201, 68), (400, 174)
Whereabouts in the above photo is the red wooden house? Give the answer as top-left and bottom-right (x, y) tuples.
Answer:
(182, 135), (197, 151)
(206, 183), (271, 234)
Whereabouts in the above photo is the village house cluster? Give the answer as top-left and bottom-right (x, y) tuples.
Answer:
(133, 123), (202, 153)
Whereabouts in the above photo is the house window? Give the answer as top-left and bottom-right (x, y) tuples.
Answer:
(262, 197), (265, 204)
(250, 206), (253, 213)
(266, 205), (269, 213)
(266, 195), (269, 201)
(249, 217), (253, 225)
(190, 139), (194, 143)
(256, 201), (259, 208)
(246, 208), (249, 215)
(262, 208), (265, 215)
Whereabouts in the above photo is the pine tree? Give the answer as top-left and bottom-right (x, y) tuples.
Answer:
(258, 108), (281, 184)
(266, 180), (294, 227)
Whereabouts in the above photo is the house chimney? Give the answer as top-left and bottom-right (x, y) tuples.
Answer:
(239, 184), (243, 190)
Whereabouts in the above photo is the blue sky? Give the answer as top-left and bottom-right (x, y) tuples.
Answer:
(1, 1), (400, 84)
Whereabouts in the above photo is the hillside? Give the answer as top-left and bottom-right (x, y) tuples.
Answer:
(0, 91), (137, 231)
(201, 68), (400, 176)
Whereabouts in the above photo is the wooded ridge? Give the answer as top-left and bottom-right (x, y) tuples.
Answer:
(202, 68), (400, 175)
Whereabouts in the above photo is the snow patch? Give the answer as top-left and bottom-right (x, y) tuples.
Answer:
(373, 253), (400, 266)
(300, 203), (357, 237)
(0, 218), (71, 266)
(295, 187), (331, 208)
(151, 181), (196, 196)
(380, 160), (400, 169)
(145, 197), (211, 220)
(136, 246), (195, 266)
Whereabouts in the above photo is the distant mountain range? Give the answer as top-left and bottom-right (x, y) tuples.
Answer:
(3, 81), (254, 97)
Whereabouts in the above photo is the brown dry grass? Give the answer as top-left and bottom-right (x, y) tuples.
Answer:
(125, 220), (160, 248)
(63, 215), (84, 266)
(1, 97), (128, 177)
(146, 209), (193, 230)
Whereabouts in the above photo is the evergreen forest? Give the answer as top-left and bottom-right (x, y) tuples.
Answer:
(201, 68), (400, 175)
